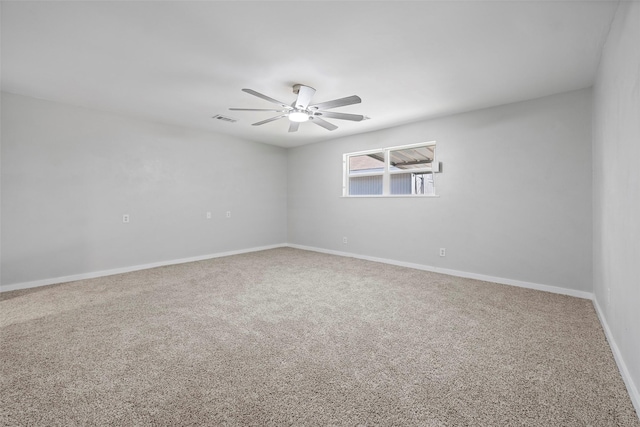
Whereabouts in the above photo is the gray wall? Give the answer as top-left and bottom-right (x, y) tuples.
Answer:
(288, 89), (593, 292)
(1, 92), (288, 286)
(593, 0), (640, 407)
(1, 89), (595, 295)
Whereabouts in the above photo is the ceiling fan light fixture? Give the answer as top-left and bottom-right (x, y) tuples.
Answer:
(288, 110), (310, 123)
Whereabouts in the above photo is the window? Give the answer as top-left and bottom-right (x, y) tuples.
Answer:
(343, 142), (438, 197)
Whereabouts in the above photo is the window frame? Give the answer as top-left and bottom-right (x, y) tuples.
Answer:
(343, 141), (438, 198)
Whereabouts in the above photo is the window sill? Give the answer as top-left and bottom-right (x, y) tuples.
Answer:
(341, 195), (440, 198)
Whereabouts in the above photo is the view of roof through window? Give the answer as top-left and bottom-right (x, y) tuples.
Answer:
(348, 146), (434, 175)
(389, 146), (434, 170)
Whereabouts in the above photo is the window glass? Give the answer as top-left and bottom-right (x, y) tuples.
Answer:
(350, 175), (383, 195)
(390, 172), (435, 195)
(344, 142), (437, 197)
(349, 152), (384, 175)
(389, 146), (435, 171)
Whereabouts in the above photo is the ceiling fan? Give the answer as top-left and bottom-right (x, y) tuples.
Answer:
(229, 84), (366, 132)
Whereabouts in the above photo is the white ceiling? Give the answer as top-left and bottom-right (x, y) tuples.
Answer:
(1, 1), (618, 148)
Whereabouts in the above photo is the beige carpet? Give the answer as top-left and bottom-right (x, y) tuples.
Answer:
(1, 248), (638, 426)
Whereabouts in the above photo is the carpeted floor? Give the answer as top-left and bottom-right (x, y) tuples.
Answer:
(1, 247), (638, 426)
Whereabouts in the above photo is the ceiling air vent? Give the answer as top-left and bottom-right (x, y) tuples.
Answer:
(212, 114), (237, 123)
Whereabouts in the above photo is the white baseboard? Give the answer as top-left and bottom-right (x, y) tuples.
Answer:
(286, 244), (593, 300)
(1, 242), (594, 299)
(593, 298), (640, 417)
(0, 243), (288, 293)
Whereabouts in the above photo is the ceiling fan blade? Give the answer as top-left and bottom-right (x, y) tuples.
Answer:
(309, 95), (361, 110)
(288, 122), (300, 133)
(252, 114), (287, 126)
(310, 117), (338, 131)
(315, 111), (364, 121)
(294, 85), (316, 109)
(242, 88), (290, 108)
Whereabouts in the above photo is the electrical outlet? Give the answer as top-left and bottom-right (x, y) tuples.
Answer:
(206, 211), (212, 219)
(439, 248), (446, 257)
(343, 237), (348, 244)
(226, 211), (231, 218)
(122, 214), (129, 223)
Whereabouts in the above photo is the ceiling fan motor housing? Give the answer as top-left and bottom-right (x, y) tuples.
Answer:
(292, 84), (314, 95)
